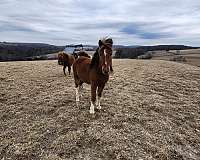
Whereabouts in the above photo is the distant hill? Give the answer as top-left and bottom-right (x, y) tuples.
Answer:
(1, 42), (199, 61)
(113, 45), (140, 49)
(74, 45), (139, 49)
(0, 42), (139, 61)
(0, 42), (65, 61)
(115, 45), (199, 59)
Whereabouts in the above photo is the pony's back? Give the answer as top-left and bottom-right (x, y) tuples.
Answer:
(78, 51), (91, 58)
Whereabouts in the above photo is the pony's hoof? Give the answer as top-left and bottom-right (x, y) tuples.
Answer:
(89, 110), (95, 114)
(76, 97), (80, 102)
(76, 101), (79, 106)
(89, 111), (95, 114)
(97, 105), (101, 110)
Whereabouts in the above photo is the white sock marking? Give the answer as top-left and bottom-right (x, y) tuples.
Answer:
(90, 101), (95, 114)
(75, 88), (79, 102)
(96, 97), (101, 109)
(79, 85), (83, 97)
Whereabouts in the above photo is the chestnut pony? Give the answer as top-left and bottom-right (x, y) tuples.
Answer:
(58, 51), (90, 75)
(73, 38), (113, 114)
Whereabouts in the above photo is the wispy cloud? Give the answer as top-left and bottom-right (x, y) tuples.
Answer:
(120, 23), (174, 39)
(0, 0), (200, 46)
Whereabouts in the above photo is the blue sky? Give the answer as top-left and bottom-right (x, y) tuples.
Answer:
(0, 0), (200, 46)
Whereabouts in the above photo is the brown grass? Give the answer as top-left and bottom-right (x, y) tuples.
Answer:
(0, 59), (200, 160)
(151, 49), (200, 67)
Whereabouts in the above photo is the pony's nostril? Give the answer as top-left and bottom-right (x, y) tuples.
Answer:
(103, 70), (109, 74)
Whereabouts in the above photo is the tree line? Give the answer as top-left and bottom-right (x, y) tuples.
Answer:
(0, 42), (65, 61)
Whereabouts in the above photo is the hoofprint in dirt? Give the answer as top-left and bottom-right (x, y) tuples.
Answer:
(0, 59), (200, 159)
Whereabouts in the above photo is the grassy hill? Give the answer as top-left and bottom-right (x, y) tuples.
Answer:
(0, 59), (200, 159)
(0, 42), (65, 61)
(115, 45), (199, 59)
(150, 48), (200, 67)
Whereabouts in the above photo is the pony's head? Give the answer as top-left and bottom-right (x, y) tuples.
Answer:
(58, 52), (64, 65)
(98, 38), (113, 75)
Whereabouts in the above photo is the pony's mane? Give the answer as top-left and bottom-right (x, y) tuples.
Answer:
(90, 47), (99, 68)
(90, 37), (113, 69)
(101, 37), (113, 45)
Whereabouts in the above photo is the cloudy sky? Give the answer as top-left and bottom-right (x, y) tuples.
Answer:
(0, 0), (200, 46)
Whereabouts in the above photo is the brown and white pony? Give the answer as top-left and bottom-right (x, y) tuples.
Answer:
(58, 51), (90, 75)
(73, 38), (113, 114)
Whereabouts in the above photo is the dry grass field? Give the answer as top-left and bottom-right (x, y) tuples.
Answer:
(0, 59), (200, 160)
(151, 49), (200, 67)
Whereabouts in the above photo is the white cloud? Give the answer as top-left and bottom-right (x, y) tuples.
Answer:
(0, 0), (200, 46)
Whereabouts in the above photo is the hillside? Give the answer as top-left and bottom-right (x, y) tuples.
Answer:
(115, 45), (199, 59)
(151, 48), (200, 67)
(0, 42), (65, 61)
(0, 59), (200, 159)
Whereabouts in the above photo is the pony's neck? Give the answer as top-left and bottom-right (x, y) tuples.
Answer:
(73, 53), (78, 59)
(90, 48), (100, 69)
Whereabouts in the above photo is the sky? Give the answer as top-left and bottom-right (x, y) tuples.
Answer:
(0, 0), (200, 46)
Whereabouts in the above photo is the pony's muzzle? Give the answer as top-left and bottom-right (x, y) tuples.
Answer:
(58, 61), (63, 65)
(102, 67), (109, 75)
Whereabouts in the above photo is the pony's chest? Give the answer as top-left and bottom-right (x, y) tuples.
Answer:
(89, 71), (109, 83)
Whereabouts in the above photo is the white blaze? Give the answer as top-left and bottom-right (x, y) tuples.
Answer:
(104, 49), (107, 65)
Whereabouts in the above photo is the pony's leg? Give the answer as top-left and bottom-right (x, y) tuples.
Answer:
(110, 59), (113, 72)
(90, 83), (97, 114)
(68, 65), (71, 75)
(79, 85), (83, 90)
(78, 81), (83, 97)
(75, 87), (80, 102)
(63, 65), (67, 76)
(73, 64), (80, 102)
(110, 65), (113, 73)
(96, 84), (105, 110)
(75, 82), (80, 102)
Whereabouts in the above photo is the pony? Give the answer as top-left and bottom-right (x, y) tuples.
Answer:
(73, 38), (113, 114)
(58, 51), (90, 75)
(58, 51), (75, 75)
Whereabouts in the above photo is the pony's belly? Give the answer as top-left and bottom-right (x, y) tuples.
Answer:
(80, 76), (91, 84)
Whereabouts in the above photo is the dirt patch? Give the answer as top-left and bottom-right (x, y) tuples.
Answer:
(0, 59), (200, 159)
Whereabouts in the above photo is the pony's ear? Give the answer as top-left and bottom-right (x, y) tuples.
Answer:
(98, 40), (103, 47)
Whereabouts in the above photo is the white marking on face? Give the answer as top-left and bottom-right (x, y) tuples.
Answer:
(104, 49), (107, 65)
(104, 49), (107, 56)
